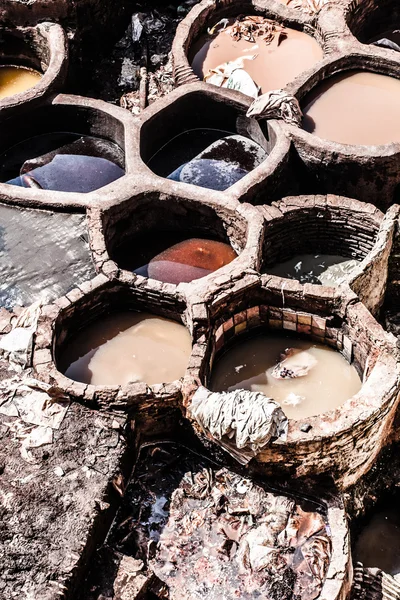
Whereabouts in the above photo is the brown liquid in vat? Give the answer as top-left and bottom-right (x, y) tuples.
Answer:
(0, 66), (42, 100)
(59, 312), (192, 386)
(210, 333), (361, 420)
(191, 20), (322, 93)
(302, 71), (400, 145)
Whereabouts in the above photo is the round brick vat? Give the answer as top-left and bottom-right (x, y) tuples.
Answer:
(87, 191), (263, 294)
(33, 276), (192, 412)
(259, 195), (396, 316)
(183, 284), (400, 490)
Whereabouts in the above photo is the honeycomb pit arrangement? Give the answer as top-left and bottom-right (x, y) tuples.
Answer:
(1, 0), (400, 599)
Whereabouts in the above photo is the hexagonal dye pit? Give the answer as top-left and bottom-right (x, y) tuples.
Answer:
(140, 88), (271, 191)
(98, 194), (246, 286)
(0, 101), (126, 194)
(83, 442), (342, 600)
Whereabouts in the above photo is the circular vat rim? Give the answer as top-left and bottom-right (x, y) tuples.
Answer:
(32, 275), (194, 411)
(171, 0), (325, 92)
(132, 81), (292, 205)
(258, 194), (391, 317)
(87, 189), (264, 296)
(0, 22), (68, 118)
(182, 292), (400, 488)
(285, 52), (400, 158)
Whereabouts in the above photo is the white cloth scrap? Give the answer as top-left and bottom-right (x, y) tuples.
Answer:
(190, 386), (288, 464)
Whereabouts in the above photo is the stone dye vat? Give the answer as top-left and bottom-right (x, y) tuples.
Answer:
(190, 15), (322, 96)
(87, 192), (262, 290)
(172, 0), (323, 90)
(131, 238), (237, 284)
(141, 90), (268, 191)
(3, 133), (124, 193)
(184, 285), (399, 487)
(301, 71), (400, 146)
(259, 196), (393, 315)
(0, 23), (67, 117)
(0, 94), (135, 208)
(48, 285), (192, 390)
(59, 311), (191, 386)
(82, 441), (351, 600)
(34, 278), (191, 407)
(136, 83), (290, 202)
(0, 66), (42, 100)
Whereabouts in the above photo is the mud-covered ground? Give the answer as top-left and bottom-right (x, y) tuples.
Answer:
(78, 0), (196, 110)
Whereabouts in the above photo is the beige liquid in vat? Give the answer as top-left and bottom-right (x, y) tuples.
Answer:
(191, 21), (323, 93)
(0, 66), (42, 100)
(210, 333), (361, 420)
(60, 312), (192, 386)
(302, 71), (400, 145)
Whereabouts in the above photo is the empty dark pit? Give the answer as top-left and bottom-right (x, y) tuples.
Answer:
(0, 101), (126, 194)
(347, 0), (400, 51)
(103, 195), (245, 285)
(140, 90), (271, 191)
(352, 489), (400, 579)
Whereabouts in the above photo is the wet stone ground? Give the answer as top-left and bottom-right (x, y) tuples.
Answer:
(0, 204), (95, 310)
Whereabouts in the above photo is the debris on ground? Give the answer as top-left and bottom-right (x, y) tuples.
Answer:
(86, 442), (331, 600)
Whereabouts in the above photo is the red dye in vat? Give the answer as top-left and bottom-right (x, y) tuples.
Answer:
(145, 238), (237, 284)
